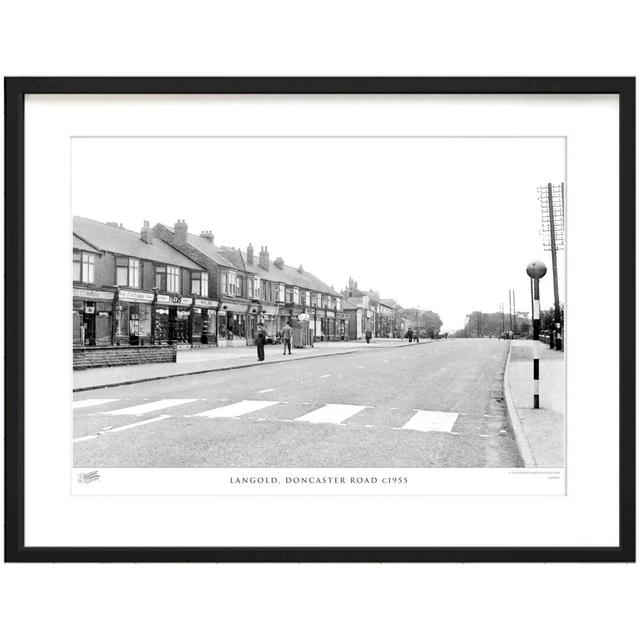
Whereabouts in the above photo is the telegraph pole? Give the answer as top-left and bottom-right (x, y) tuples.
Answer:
(512, 289), (517, 335)
(538, 182), (565, 350)
(508, 290), (513, 336)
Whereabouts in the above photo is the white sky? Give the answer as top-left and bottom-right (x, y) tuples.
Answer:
(72, 136), (565, 331)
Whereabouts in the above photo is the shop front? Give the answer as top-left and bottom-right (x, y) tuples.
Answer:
(193, 297), (219, 345)
(259, 304), (278, 341)
(326, 310), (337, 340)
(154, 294), (193, 345)
(73, 287), (116, 346)
(217, 301), (249, 347)
(116, 289), (155, 346)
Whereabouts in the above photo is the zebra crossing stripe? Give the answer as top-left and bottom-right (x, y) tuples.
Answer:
(102, 399), (198, 416)
(73, 398), (118, 410)
(194, 400), (279, 418)
(401, 410), (458, 433)
(295, 404), (367, 425)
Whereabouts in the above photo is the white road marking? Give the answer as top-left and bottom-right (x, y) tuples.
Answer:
(401, 410), (458, 433)
(74, 415), (170, 443)
(194, 400), (279, 418)
(258, 388), (275, 393)
(295, 404), (368, 425)
(73, 398), (117, 410)
(320, 374), (331, 378)
(103, 399), (197, 416)
(73, 434), (97, 443)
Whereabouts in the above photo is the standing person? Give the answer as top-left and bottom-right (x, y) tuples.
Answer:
(406, 327), (413, 343)
(256, 322), (267, 361)
(282, 320), (293, 355)
(365, 328), (372, 344)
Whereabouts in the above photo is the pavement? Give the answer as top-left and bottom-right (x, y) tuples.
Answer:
(73, 338), (523, 468)
(73, 338), (426, 391)
(504, 340), (565, 467)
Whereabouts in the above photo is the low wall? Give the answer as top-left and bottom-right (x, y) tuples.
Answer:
(73, 345), (177, 369)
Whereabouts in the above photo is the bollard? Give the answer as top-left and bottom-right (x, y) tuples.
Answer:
(526, 260), (547, 409)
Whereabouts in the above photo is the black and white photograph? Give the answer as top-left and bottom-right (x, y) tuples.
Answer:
(71, 133), (566, 479)
(6, 78), (633, 560)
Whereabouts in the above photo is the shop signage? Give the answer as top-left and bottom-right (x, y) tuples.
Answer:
(73, 287), (114, 301)
(326, 311), (335, 318)
(98, 311), (110, 317)
(157, 294), (193, 306)
(84, 305), (95, 314)
(220, 302), (249, 313)
(298, 313), (311, 322)
(195, 298), (219, 308)
(261, 305), (277, 315)
(119, 289), (154, 303)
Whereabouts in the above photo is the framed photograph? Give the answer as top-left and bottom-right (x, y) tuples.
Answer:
(5, 77), (635, 562)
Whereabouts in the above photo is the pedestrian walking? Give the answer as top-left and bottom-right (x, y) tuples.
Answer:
(282, 320), (293, 355)
(256, 322), (267, 361)
(406, 327), (413, 343)
(365, 328), (372, 344)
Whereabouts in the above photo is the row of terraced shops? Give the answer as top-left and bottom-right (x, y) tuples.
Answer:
(72, 217), (350, 366)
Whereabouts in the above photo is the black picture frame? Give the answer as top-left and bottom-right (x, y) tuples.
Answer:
(4, 77), (635, 563)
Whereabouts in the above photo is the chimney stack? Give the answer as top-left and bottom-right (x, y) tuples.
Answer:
(274, 256), (284, 270)
(174, 219), (188, 244)
(297, 264), (304, 273)
(200, 230), (214, 243)
(140, 220), (152, 244)
(259, 246), (270, 270)
(247, 243), (254, 265)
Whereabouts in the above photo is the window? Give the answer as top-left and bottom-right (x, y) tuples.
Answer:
(305, 291), (311, 307)
(237, 275), (244, 298)
(277, 284), (285, 302)
(285, 287), (293, 304)
(247, 277), (254, 298)
(155, 264), (181, 293)
(310, 292), (318, 307)
(167, 266), (180, 293)
(117, 257), (141, 288)
(191, 272), (209, 297)
(74, 251), (95, 284)
(336, 297), (341, 311)
(293, 287), (300, 304)
(73, 252), (81, 281)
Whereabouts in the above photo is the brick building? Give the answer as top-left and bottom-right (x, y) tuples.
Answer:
(153, 219), (348, 345)
(73, 216), (211, 349)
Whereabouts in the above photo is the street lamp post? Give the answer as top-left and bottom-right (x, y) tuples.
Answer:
(526, 260), (547, 409)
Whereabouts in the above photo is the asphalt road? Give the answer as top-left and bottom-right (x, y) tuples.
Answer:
(73, 339), (523, 468)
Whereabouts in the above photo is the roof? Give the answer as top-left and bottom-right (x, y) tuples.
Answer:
(73, 217), (203, 270)
(242, 251), (338, 296)
(379, 298), (397, 308)
(73, 234), (100, 253)
(341, 299), (359, 310)
(157, 223), (339, 296)
(156, 224), (239, 270)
